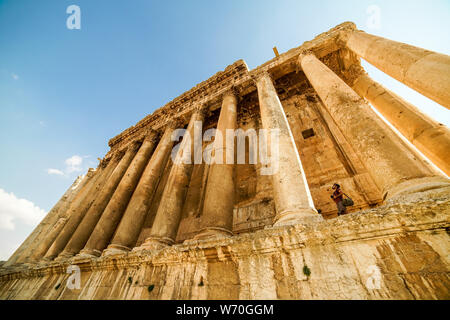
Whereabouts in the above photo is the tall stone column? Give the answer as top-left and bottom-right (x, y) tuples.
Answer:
(351, 70), (450, 176)
(253, 72), (320, 227)
(195, 90), (237, 239)
(28, 164), (109, 262)
(342, 30), (450, 109)
(104, 124), (176, 255)
(137, 108), (204, 250)
(7, 171), (92, 266)
(42, 146), (136, 261)
(78, 131), (158, 257)
(299, 52), (450, 199)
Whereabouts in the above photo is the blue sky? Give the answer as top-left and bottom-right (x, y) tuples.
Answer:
(0, 0), (449, 260)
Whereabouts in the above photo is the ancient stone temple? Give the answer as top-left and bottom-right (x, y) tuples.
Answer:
(1, 22), (449, 300)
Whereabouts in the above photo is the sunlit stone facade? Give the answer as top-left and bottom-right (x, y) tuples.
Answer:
(1, 22), (449, 300)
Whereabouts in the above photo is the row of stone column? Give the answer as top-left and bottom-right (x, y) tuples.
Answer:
(28, 112), (207, 261)
(20, 29), (449, 264)
(4, 172), (92, 266)
(134, 74), (322, 250)
(49, 129), (166, 260)
(23, 71), (320, 262)
(343, 30), (450, 110)
(341, 30), (450, 177)
(299, 51), (448, 200)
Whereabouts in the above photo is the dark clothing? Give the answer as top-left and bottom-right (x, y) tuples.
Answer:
(332, 188), (347, 216)
(337, 200), (347, 216)
(332, 189), (344, 203)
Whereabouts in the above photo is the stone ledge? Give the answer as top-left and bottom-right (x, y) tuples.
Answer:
(1, 186), (448, 281)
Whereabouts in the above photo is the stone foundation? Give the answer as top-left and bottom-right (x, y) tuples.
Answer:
(1, 187), (448, 300)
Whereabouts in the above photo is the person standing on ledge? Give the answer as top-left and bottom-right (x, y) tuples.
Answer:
(331, 183), (347, 216)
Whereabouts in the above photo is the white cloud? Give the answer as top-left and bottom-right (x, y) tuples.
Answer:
(0, 241), (21, 261)
(0, 189), (46, 231)
(0, 214), (14, 230)
(65, 155), (83, 173)
(47, 168), (64, 176)
(47, 155), (85, 177)
(11, 73), (19, 80)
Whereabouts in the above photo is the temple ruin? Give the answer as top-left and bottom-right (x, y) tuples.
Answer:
(1, 22), (449, 300)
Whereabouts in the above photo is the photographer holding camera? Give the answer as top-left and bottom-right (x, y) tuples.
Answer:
(331, 183), (352, 216)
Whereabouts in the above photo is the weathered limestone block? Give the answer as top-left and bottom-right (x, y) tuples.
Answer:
(0, 187), (448, 300)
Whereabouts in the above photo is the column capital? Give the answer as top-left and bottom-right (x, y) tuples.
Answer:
(347, 64), (368, 87)
(98, 157), (109, 169)
(118, 140), (140, 156)
(130, 138), (143, 150)
(166, 119), (183, 130)
(143, 127), (159, 143)
(250, 70), (273, 84)
(297, 50), (316, 66)
(222, 86), (239, 100)
(114, 149), (126, 161)
(336, 29), (355, 48)
(192, 103), (208, 118)
(86, 168), (96, 177)
(103, 156), (115, 168)
(144, 126), (157, 136)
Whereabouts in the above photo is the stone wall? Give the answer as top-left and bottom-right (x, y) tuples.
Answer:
(1, 187), (448, 300)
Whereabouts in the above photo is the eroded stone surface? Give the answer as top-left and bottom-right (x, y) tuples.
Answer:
(0, 188), (449, 300)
